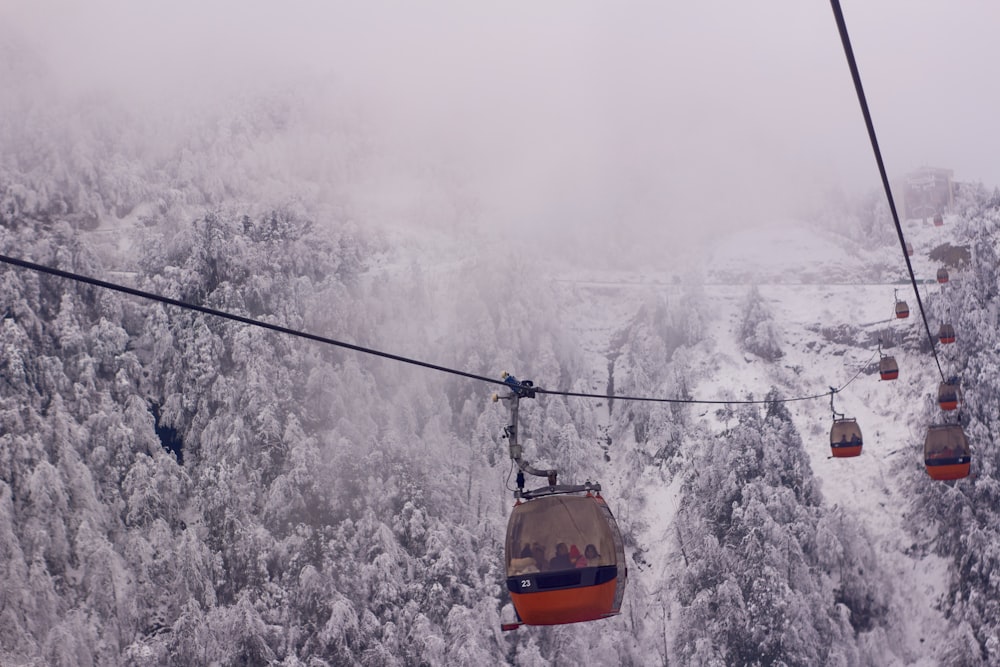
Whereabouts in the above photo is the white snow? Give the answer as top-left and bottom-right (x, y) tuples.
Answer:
(548, 214), (958, 663)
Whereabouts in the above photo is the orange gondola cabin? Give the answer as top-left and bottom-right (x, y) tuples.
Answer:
(495, 373), (628, 631)
(830, 418), (863, 458)
(924, 424), (971, 481)
(937, 268), (949, 284)
(939, 324), (956, 344)
(938, 381), (960, 411)
(879, 356), (898, 381)
(505, 492), (627, 628)
(895, 300), (910, 319)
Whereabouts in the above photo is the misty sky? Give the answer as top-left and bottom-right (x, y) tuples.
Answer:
(5, 1), (1000, 255)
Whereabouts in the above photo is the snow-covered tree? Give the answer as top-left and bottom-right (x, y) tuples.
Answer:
(739, 284), (783, 361)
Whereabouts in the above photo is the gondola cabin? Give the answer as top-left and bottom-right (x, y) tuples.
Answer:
(939, 324), (956, 344)
(879, 356), (898, 381)
(937, 268), (949, 284)
(938, 381), (959, 411)
(504, 493), (626, 628)
(906, 242), (914, 257)
(933, 213), (944, 226)
(830, 418), (863, 457)
(895, 300), (910, 319)
(924, 424), (971, 480)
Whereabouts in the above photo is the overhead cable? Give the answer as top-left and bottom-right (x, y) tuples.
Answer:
(0, 253), (507, 388)
(829, 0), (947, 382)
(536, 349), (877, 404)
(0, 253), (867, 407)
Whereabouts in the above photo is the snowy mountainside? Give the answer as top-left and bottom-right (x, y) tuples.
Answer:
(703, 215), (952, 286)
(2, 44), (996, 662)
(0, 186), (992, 664)
(546, 214), (965, 664)
(0, 72), (992, 660)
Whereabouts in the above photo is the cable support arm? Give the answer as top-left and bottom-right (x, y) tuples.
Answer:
(492, 374), (558, 488)
(830, 387), (843, 421)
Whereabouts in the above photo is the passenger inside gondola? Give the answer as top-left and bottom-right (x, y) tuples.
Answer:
(925, 428), (970, 461)
(505, 495), (619, 577)
(531, 543), (546, 571)
(549, 543), (573, 570)
(504, 493), (627, 627)
(510, 545), (540, 575)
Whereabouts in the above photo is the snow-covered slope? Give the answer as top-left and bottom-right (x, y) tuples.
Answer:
(549, 214), (962, 664)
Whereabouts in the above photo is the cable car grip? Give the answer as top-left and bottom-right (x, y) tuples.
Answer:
(496, 371), (584, 497)
(829, 387), (843, 421)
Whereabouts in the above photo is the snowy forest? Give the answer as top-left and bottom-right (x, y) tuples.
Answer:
(5, 10), (1000, 666)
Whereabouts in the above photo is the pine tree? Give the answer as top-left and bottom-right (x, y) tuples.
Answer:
(739, 285), (783, 361)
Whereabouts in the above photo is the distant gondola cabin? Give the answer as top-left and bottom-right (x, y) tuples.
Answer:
(505, 493), (626, 628)
(830, 418), (863, 458)
(924, 424), (970, 480)
(879, 356), (898, 381)
(937, 268), (949, 284)
(939, 324), (956, 344)
(895, 301), (910, 319)
(933, 213), (944, 226)
(938, 381), (960, 411)
(906, 242), (914, 257)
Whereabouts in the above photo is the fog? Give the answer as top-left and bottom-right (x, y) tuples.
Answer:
(4, 1), (999, 264)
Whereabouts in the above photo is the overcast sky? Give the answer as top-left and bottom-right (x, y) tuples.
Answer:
(4, 1), (999, 257)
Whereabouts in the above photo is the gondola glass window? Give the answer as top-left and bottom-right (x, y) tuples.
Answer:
(830, 418), (863, 458)
(938, 381), (960, 411)
(924, 424), (971, 481)
(879, 356), (898, 381)
(505, 494), (626, 626)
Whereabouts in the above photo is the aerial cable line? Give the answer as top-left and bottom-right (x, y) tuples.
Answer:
(0, 253), (507, 389)
(833, 348), (878, 393)
(829, 0), (946, 382)
(536, 348), (878, 405)
(0, 252), (860, 406)
(538, 386), (826, 406)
